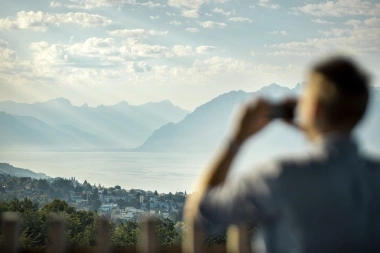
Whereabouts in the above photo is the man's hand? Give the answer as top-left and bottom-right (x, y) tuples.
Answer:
(232, 98), (272, 145)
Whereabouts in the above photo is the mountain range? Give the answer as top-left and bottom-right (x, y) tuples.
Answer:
(0, 98), (189, 150)
(1, 83), (379, 156)
(135, 83), (380, 157)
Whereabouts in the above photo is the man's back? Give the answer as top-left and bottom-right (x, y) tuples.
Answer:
(198, 135), (380, 253)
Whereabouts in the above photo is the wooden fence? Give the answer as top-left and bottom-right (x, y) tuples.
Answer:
(1, 212), (252, 253)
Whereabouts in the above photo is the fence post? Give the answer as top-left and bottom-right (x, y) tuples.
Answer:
(182, 219), (204, 253)
(226, 225), (252, 253)
(97, 217), (110, 253)
(48, 216), (65, 253)
(2, 212), (20, 253)
(138, 216), (157, 253)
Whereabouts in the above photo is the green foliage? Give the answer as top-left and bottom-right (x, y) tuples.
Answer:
(111, 221), (139, 248)
(51, 178), (74, 192)
(0, 199), (210, 250)
(155, 218), (181, 246)
(90, 199), (102, 212)
(34, 179), (50, 191)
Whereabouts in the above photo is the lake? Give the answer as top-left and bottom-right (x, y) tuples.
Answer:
(0, 151), (213, 193)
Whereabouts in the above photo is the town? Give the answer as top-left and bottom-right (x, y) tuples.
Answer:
(0, 167), (186, 224)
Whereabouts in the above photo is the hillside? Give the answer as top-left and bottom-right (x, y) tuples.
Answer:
(0, 163), (49, 179)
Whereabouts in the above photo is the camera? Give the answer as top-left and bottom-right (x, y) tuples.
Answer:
(269, 100), (297, 120)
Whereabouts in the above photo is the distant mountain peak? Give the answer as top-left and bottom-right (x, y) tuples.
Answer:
(115, 101), (130, 107)
(260, 83), (283, 90)
(160, 99), (173, 105)
(141, 100), (174, 107)
(294, 82), (307, 89)
(45, 97), (72, 106)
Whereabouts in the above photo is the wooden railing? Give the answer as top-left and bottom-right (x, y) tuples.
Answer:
(1, 212), (252, 253)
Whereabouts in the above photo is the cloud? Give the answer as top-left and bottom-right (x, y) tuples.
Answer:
(192, 56), (256, 75)
(147, 30), (168, 35)
(195, 45), (216, 54)
(29, 38), (174, 69)
(107, 29), (168, 38)
(29, 37), (215, 66)
(166, 12), (177, 16)
(312, 19), (333, 24)
(269, 18), (380, 54)
(182, 9), (199, 18)
(364, 17), (380, 27)
(345, 19), (362, 26)
(150, 15), (160, 19)
(126, 61), (152, 73)
(167, 0), (204, 10)
(64, 0), (136, 9)
(172, 45), (215, 56)
(266, 51), (314, 57)
(258, 0), (280, 9)
(167, 0), (229, 11)
(266, 30), (287, 35)
(212, 8), (233, 16)
(169, 20), (182, 26)
(185, 27), (199, 33)
(172, 45), (193, 56)
(0, 39), (18, 66)
(198, 21), (227, 28)
(140, 1), (163, 8)
(0, 11), (112, 31)
(50, 1), (62, 7)
(318, 28), (351, 37)
(228, 17), (252, 23)
(297, 0), (380, 17)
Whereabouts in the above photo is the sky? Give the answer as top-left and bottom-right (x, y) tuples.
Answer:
(0, 0), (379, 111)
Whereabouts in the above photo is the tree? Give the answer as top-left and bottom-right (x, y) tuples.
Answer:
(83, 181), (92, 192)
(111, 221), (139, 248)
(51, 178), (74, 192)
(75, 185), (83, 193)
(8, 197), (39, 213)
(116, 199), (127, 209)
(90, 199), (102, 212)
(92, 188), (99, 200)
(154, 190), (158, 196)
(34, 179), (50, 191)
(115, 185), (121, 190)
(154, 218), (180, 246)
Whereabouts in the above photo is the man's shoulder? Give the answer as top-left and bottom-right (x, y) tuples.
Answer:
(263, 149), (327, 170)
(250, 151), (323, 181)
(246, 147), (338, 187)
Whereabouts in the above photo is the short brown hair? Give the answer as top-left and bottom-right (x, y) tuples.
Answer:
(311, 56), (369, 130)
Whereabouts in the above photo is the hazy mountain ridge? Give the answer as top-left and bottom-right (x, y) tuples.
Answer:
(135, 84), (380, 154)
(0, 163), (49, 179)
(1, 85), (378, 153)
(0, 99), (189, 150)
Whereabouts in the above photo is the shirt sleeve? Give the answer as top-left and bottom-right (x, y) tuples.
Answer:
(197, 161), (281, 235)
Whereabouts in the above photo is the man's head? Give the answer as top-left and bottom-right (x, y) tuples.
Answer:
(298, 56), (370, 141)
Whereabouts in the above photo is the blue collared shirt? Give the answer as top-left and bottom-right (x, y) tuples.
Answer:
(198, 134), (380, 253)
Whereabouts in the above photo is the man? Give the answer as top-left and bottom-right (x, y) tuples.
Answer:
(184, 56), (380, 253)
